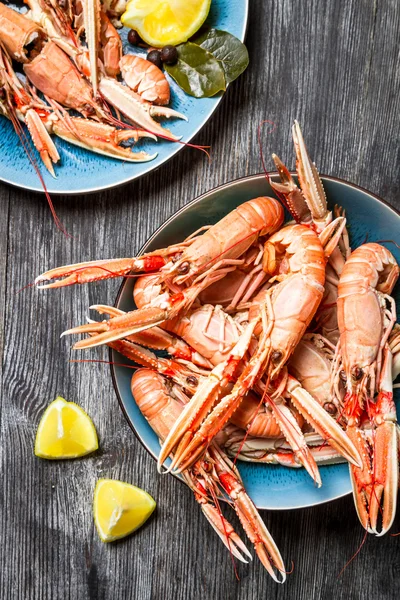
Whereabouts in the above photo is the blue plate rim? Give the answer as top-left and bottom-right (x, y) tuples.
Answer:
(0, 2), (249, 196)
(110, 171), (400, 510)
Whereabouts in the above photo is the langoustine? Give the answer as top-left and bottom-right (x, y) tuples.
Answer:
(0, 41), (155, 175)
(36, 195), (285, 340)
(158, 220), (359, 477)
(331, 243), (399, 535)
(121, 55), (170, 105)
(130, 368), (287, 583)
(0, 0), (186, 183)
(34, 122), (400, 539)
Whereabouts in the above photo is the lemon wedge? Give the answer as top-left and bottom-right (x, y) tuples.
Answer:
(121, 0), (211, 47)
(94, 479), (156, 542)
(34, 396), (98, 459)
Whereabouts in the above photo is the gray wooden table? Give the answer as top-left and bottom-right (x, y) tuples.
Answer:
(1, 1), (400, 598)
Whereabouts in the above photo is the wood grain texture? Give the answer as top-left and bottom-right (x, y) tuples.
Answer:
(1, 0), (400, 598)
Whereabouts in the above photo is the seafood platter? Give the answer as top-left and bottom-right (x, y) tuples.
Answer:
(0, 0), (248, 193)
(34, 122), (400, 582)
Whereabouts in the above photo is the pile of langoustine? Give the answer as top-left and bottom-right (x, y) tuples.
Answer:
(35, 122), (400, 583)
(0, 1), (185, 176)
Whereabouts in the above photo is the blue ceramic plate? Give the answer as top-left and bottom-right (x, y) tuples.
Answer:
(111, 174), (400, 510)
(0, 1), (248, 194)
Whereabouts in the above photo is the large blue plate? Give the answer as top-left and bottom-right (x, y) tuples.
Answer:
(111, 174), (400, 510)
(0, 0), (248, 194)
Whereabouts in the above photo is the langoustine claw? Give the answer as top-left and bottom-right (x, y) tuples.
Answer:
(98, 77), (186, 141)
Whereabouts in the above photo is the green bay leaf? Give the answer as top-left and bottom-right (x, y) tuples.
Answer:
(193, 28), (249, 84)
(165, 42), (226, 98)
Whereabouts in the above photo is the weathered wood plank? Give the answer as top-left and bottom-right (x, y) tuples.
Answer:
(1, 0), (399, 599)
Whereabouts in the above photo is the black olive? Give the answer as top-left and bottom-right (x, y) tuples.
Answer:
(339, 370), (347, 382)
(146, 50), (163, 69)
(186, 375), (198, 386)
(160, 45), (178, 65)
(127, 29), (142, 46)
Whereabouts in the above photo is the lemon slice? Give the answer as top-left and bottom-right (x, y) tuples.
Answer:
(121, 0), (211, 47)
(34, 396), (98, 459)
(94, 479), (156, 542)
